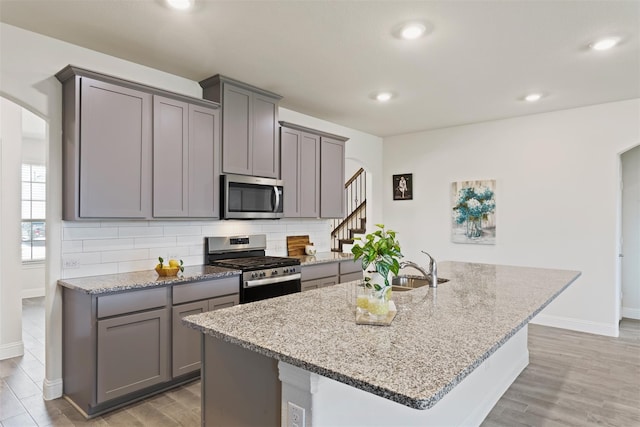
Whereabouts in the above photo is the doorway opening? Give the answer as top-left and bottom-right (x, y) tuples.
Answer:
(620, 144), (640, 320)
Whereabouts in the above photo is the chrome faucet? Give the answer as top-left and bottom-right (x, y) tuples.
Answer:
(421, 251), (438, 288)
(398, 260), (430, 279)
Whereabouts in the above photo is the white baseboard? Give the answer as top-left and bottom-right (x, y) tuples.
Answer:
(532, 313), (618, 337)
(22, 288), (45, 299)
(0, 341), (24, 360)
(43, 377), (64, 400)
(622, 307), (640, 320)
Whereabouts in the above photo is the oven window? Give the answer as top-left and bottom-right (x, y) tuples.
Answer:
(228, 183), (277, 213)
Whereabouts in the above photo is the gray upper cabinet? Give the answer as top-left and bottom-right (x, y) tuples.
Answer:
(280, 122), (347, 219)
(280, 126), (320, 218)
(56, 65), (220, 220)
(77, 77), (152, 219)
(321, 136), (346, 218)
(153, 96), (220, 218)
(200, 75), (282, 179)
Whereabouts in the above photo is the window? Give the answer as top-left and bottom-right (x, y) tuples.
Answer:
(22, 164), (46, 261)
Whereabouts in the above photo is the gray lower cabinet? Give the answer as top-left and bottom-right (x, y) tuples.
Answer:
(301, 262), (339, 292)
(153, 96), (220, 218)
(340, 259), (363, 283)
(280, 127), (320, 217)
(301, 260), (363, 291)
(171, 277), (240, 378)
(62, 275), (239, 417)
(97, 308), (169, 403)
(172, 293), (239, 378)
(200, 74), (282, 178)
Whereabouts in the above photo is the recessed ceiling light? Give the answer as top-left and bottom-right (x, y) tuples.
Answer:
(524, 93), (543, 102)
(590, 37), (621, 51)
(375, 92), (393, 102)
(166, 0), (194, 10)
(400, 22), (427, 40)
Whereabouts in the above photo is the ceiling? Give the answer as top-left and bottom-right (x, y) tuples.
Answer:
(1, 0), (638, 137)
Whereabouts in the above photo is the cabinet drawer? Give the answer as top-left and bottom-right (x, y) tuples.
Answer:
(301, 276), (338, 292)
(97, 287), (167, 319)
(340, 271), (363, 283)
(301, 262), (339, 281)
(173, 277), (239, 305)
(339, 260), (362, 275)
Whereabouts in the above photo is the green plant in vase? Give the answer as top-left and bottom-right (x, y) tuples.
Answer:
(351, 224), (403, 318)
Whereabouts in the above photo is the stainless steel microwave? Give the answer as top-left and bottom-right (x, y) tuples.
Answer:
(221, 174), (284, 219)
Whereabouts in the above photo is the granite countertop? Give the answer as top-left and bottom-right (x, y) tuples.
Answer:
(183, 261), (580, 410)
(293, 251), (356, 266)
(58, 265), (241, 295)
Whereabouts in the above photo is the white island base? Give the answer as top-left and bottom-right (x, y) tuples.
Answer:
(278, 326), (528, 427)
(201, 326), (528, 427)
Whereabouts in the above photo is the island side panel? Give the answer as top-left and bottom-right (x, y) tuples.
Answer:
(202, 335), (280, 426)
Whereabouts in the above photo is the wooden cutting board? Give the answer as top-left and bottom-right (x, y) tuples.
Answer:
(287, 235), (310, 256)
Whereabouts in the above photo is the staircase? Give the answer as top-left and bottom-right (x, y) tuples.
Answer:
(331, 168), (366, 253)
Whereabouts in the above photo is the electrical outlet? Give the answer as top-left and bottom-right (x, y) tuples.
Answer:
(63, 258), (80, 269)
(287, 402), (305, 427)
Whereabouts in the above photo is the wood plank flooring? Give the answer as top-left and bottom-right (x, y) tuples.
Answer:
(1, 297), (638, 426)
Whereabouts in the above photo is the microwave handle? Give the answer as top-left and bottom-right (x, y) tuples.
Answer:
(272, 186), (281, 213)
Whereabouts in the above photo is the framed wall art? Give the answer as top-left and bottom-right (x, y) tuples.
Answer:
(451, 179), (496, 244)
(393, 173), (413, 200)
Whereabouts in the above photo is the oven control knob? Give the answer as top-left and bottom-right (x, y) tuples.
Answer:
(260, 272), (266, 277)
(272, 270), (278, 275)
(251, 272), (257, 279)
(283, 268), (288, 273)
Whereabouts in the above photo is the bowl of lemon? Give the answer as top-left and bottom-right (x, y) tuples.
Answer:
(155, 257), (184, 277)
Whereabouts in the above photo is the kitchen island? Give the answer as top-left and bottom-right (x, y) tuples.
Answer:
(184, 261), (580, 426)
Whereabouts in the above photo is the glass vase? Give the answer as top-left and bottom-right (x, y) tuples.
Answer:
(367, 286), (391, 320)
(466, 217), (482, 238)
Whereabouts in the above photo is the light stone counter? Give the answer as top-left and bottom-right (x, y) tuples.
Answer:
(57, 265), (240, 295)
(184, 261), (580, 413)
(293, 251), (355, 266)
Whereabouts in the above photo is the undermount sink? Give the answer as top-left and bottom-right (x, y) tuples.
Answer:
(391, 275), (449, 292)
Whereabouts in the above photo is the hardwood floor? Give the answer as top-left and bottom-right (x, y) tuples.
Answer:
(1, 297), (638, 426)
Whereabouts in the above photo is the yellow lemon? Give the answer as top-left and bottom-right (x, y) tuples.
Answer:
(155, 263), (162, 270)
(169, 259), (180, 268)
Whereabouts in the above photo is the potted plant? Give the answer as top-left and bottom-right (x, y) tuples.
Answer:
(351, 224), (403, 318)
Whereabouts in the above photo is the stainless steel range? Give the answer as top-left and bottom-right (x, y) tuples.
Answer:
(205, 235), (301, 303)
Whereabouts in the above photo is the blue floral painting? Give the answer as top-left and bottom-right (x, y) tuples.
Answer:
(451, 180), (496, 244)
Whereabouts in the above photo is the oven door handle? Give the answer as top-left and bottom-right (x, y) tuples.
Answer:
(244, 273), (301, 288)
(272, 186), (281, 213)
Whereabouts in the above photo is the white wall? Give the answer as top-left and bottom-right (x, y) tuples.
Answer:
(0, 98), (25, 359)
(383, 99), (640, 337)
(0, 23), (382, 398)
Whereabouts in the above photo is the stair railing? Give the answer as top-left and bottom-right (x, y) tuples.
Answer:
(331, 168), (366, 252)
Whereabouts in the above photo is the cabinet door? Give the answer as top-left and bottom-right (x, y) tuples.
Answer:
(97, 308), (169, 403)
(320, 137), (346, 218)
(188, 104), (220, 217)
(172, 294), (239, 378)
(153, 96), (189, 217)
(280, 127), (300, 217)
(80, 77), (152, 218)
(299, 132), (320, 217)
(252, 93), (279, 178)
(172, 299), (209, 378)
(301, 276), (338, 292)
(221, 84), (252, 175)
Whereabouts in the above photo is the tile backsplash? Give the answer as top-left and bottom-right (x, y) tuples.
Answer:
(61, 219), (333, 279)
